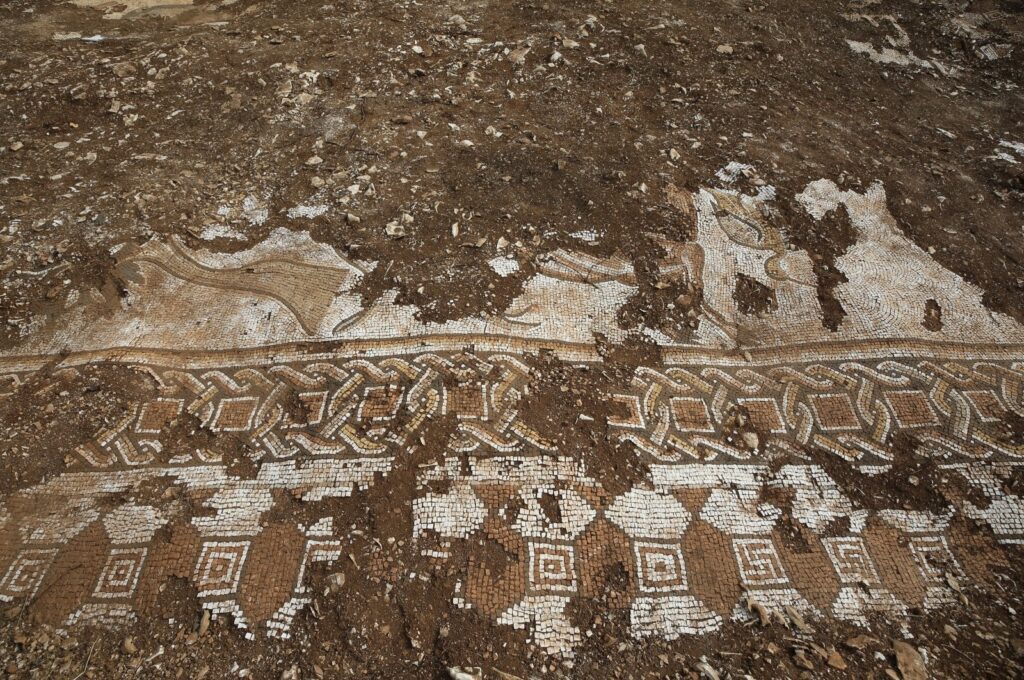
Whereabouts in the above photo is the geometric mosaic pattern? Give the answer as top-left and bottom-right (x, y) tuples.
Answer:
(0, 180), (1022, 657)
(0, 348), (1022, 655)
(11, 352), (1019, 474)
(93, 548), (148, 600)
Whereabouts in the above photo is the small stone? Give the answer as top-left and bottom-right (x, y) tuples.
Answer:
(893, 641), (927, 680)
(747, 599), (770, 626)
(785, 605), (811, 633)
(327, 572), (345, 593)
(716, 44), (734, 55)
(793, 648), (814, 670)
(305, 155), (323, 166)
(843, 634), (876, 650)
(111, 62), (136, 78)
(741, 431), (760, 450)
(385, 223), (406, 238)
(695, 660), (720, 680)
(448, 668), (482, 680)
(345, 213), (360, 224)
(827, 650), (847, 670)
(9, 142), (23, 151)
(122, 637), (138, 655)
(634, 44), (648, 58)
(507, 46), (531, 65)
(198, 609), (211, 636)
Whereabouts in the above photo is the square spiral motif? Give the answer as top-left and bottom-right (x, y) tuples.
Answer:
(194, 541), (250, 598)
(908, 535), (962, 583)
(528, 542), (577, 594)
(0, 549), (58, 602)
(634, 542), (688, 593)
(94, 547), (148, 599)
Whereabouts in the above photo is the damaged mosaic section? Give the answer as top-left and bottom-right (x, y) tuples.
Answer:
(0, 350), (1022, 655)
(0, 174), (1022, 658)
(6, 176), (1023, 359)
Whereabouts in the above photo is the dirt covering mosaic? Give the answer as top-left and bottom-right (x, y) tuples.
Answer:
(2, 179), (1023, 669)
(2, 0), (1024, 676)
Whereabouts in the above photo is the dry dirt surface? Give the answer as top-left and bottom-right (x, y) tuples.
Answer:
(2, 0), (1024, 678)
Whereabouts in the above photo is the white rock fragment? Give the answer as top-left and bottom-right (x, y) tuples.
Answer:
(488, 256), (520, 277)
(287, 205), (329, 219)
(199, 224), (247, 241)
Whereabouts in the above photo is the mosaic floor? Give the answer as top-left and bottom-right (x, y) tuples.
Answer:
(1, 174), (1022, 658)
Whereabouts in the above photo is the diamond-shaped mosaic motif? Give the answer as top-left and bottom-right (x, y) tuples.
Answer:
(445, 383), (488, 420)
(135, 398), (184, 434)
(962, 390), (1006, 423)
(211, 397), (260, 432)
(737, 398), (787, 434)
(670, 397), (715, 433)
(0, 549), (58, 602)
(809, 393), (861, 431)
(195, 541), (250, 598)
(884, 390), (939, 429)
(358, 385), (403, 421)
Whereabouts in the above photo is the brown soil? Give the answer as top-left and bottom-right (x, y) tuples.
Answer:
(0, 363), (156, 492)
(2, 0), (1024, 678)
(1, 0), (1023, 347)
